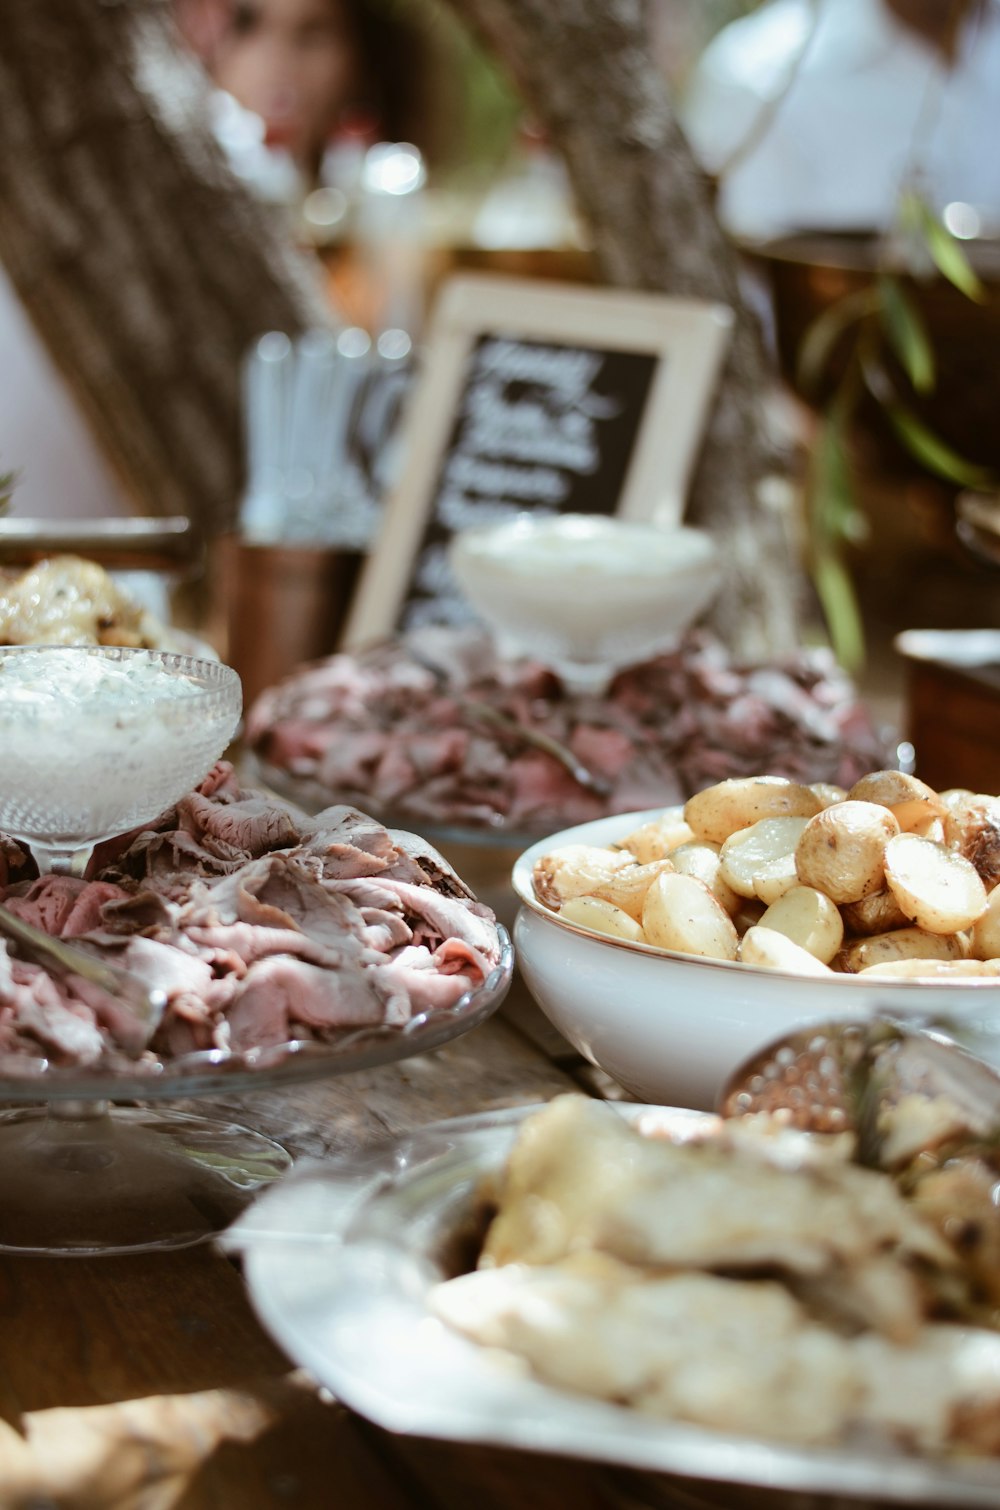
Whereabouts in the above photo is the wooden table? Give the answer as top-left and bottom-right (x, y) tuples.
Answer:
(0, 985), (955, 1510)
(0, 985), (678, 1510)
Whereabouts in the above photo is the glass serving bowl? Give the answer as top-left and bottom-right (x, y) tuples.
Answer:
(448, 514), (723, 695)
(0, 645), (243, 876)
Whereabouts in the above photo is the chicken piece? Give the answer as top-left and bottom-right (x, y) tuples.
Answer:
(433, 1253), (1000, 1453)
(484, 1095), (949, 1274)
(481, 1096), (950, 1340)
(432, 1252), (862, 1446)
(909, 1156), (1000, 1309)
(0, 555), (153, 647)
(857, 1324), (1000, 1454)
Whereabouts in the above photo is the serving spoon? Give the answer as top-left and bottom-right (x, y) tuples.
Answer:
(406, 640), (613, 798)
(0, 904), (167, 1056)
(718, 1013), (1000, 1161)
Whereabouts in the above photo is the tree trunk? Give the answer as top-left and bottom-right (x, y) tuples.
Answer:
(438, 0), (803, 657)
(0, 0), (328, 538)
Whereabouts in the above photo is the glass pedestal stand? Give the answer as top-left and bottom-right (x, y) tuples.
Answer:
(0, 928), (514, 1257)
(0, 1099), (291, 1256)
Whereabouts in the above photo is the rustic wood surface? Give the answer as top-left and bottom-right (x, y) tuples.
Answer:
(0, 983), (951, 1509)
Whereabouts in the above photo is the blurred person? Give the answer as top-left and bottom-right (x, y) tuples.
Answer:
(175, 0), (444, 185)
(681, 0), (1000, 242)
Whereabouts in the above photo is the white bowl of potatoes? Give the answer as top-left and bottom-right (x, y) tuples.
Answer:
(511, 772), (1000, 1111)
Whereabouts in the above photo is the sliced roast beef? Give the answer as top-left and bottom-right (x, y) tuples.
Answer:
(247, 627), (886, 832)
(0, 765), (503, 1068)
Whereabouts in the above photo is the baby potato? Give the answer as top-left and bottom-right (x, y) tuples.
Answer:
(883, 833), (988, 935)
(810, 782), (848, 809)
(719, 816), (812, 899)
(941, 793), (1000, 889)
(683, 777), (823, 846)
(752, 852), (803, 906)
(533, 843), (636, 909)
(840, 888), (910, 937)
(794, 801), (899, 904)
(836, 926), (965, 974)
(847, 771), (946, 833)
(619, 813), (695, 864)
(591, 859), (675, 923)
(858, 958), (1000, 980)
(739, 925), (834, 976)
(669, 841), (741, 916)
(757, 885), (844, 964)
(968, 885), (1000, 961)
(641, 872), (739, 961)
(558, 895), (645, 943)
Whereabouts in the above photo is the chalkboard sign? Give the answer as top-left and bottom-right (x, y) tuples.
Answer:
(344, 274), (732, 646)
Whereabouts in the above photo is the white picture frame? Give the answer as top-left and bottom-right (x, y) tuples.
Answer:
(343, 273), (732, 647)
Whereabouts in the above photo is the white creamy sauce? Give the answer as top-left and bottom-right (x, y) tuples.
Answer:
(0, 648), (194, 712)
(449, 515), (722, 683)
(0, 649), (230, 847)
(461, 515), (691, 581)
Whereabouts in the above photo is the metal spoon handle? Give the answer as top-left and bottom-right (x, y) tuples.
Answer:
(463, 700), (613, 797)
(0, 905), (166, 1048)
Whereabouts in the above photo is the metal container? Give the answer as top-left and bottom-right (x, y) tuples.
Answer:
(217, 536), (363, 710)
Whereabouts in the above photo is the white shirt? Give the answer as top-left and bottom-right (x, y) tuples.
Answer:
(682, 0), (1000, 241)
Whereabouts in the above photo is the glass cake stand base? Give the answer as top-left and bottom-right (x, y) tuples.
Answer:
(0, 1101), (292, 1256)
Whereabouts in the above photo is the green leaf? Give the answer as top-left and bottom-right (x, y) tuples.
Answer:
(0, 468), (17, 518)
(922, 214), (987, 303)
(885, 405), (994, 489)
(796, 287), (878, 393)
(877, 275), (935, 394)
(813, 413), (861, 538)
(813, 552), (866, 674)
(899, 190), (986, 303)
(808, 416), (867, 672)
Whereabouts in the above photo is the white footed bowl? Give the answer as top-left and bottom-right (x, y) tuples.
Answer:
(512, 810), (1000, 1112)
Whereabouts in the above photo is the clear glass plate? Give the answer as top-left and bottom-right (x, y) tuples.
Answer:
(229, 1103), (1000, 1510)
(0, 928), (513, 1104)
(245, 755), (543, 851)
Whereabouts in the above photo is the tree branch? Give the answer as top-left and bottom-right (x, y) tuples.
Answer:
(0, 0), (328, 537)
(442, 0), (803, 656)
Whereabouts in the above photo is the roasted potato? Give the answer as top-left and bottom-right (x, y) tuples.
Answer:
(740, 925), (834, 976)
(858, 958), (1000, 980)
(618, 813), (695, 864)
(840, 889), (910, 937)
(558, 895), (645, 943)
(847, 771), (946, 833)
(794, 801), (899, 904)
(641, 872), (739, 961)
(684, 778), (823, 847)
(836, 927), (965, 974)
(970, 886), (1000, 961)
(883, 833), (988, 935)
(942, 794), (1000, 889)
(591, 859), (676, 923)
(532, 772), (1000, 984)
(718, 817), (811, 901)
(533, 844), (636, 909)
(668, 842), (741, 917)
(757, 885), (844, 964)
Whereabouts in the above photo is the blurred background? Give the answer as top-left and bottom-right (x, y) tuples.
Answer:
(2, 0), (1000, 743)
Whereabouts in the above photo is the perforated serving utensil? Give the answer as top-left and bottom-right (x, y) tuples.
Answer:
(0, 905), (167, 1057)
(718, 1014), (1000, 1164)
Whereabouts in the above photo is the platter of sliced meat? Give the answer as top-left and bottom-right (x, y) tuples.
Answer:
(244, 626), (889, 841)
(0, 762), (512, 1100)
